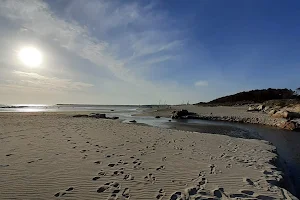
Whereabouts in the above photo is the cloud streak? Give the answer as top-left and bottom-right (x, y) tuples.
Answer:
(6, 71), (93, 91)
(0, 0), (212, 104)
(195, 80), (208, 87)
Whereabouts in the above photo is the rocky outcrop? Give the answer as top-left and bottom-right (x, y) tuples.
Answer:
(247, 104), (265, 112)
(272, 111), (300, 120)
(171, 107), (300, 131)
(257, 104), (265, 111)
(278, 121), (297, 131)
(171, 110), (198, 119)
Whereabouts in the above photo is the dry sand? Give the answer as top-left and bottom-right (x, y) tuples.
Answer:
(0, 113), (297, 199)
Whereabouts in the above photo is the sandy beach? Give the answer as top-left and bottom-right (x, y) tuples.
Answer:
(0, 113), (297, 199)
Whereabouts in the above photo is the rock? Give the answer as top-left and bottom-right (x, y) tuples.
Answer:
(110, 110), (114, 111)
(291, 119), (300, 129)
(73, 114), (88, 118)
(247, 106), (259, 112)
(89, 113), (106, 118)
(257, 105), (265, 111)
(263, 106), (270, 112)
(268, 110), (276, 115)
(129, 120), (136, 123)
(272, 111), (300, 119)
(272, 111), (284, 118)
(279, 121), (296, 131)
(155, 116), (161, 118)
(171, 109), (193, 119)
(168, 120), (172, 122)
(285, 111), (300, 119)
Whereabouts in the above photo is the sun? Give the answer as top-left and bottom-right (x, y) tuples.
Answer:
(18, 47), (43, 68)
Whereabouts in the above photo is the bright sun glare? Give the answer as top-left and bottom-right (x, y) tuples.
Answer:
(18, 47), (43, 68)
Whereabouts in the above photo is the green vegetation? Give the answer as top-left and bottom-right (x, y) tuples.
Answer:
(196, 88), (300, 106)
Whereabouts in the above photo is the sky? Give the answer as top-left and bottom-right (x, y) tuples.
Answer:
(0, 0), (299, 105)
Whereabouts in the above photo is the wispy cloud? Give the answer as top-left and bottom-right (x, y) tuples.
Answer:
(195, 80), (208, 87)
(9, 71), (93, 91)
(0, 0), (181, 82)
(0, 0), (212, 104)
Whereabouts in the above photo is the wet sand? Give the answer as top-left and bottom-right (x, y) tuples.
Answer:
(0, 113), (297, 199)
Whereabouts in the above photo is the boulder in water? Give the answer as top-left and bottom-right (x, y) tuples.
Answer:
(171, 109), (196, 119)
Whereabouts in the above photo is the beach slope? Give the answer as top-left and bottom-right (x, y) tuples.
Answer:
(0, 113), (296, 199)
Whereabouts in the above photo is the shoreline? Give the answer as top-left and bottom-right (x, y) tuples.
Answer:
(136, 105), (300, 131)
(0, 112), (298, 199)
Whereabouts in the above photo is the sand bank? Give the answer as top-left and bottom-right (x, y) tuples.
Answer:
(0, 113), (297, 199)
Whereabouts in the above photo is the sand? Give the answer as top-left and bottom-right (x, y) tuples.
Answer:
(0, 113), (297, 199)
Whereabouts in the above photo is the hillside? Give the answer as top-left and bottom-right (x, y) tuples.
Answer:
(196, 88), (299, 106)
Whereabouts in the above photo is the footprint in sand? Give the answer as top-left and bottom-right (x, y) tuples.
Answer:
(108, 163), (115, 167)
(243, 177), (254, 186)
(54, 187), (74, 197)
(92, 176), (101, 181)
(97, 182), (123, 199)
(97, 185), (109, 193)
(170, 191), (184, 200)
(121, 188), (130, 199)
(240, 190), (254, 196)
(124, 174), (134, 180)
(133, 159), (142, 169)
(112, 168), (124, 176)
(94, 161), (102, 164)
(213, 188), (225, 198)
(198, 177), (207, 189)
(144, 173), (156, 183)
(226, 163), (232, 168)
(209, 164), (216, 174)
(66, 187), (74, 191)
(98, 170), (106, 176)
(107, 189), (127, 200)
(156, 189), (165, 199)
(156, 165), (165, 171)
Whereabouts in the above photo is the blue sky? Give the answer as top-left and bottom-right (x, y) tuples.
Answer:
(0, 0), (299, 104)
